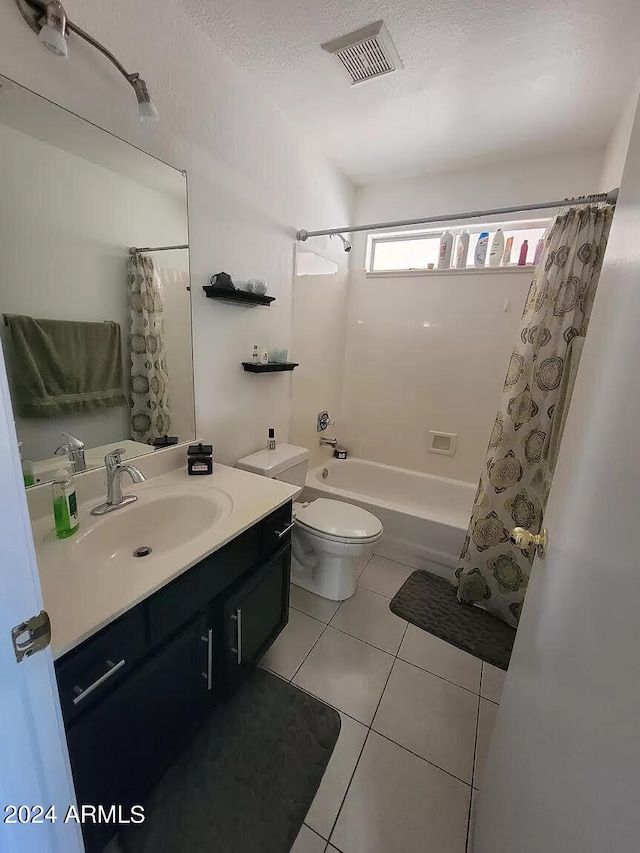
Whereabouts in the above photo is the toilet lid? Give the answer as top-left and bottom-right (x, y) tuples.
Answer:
(295, 499), (382, 540)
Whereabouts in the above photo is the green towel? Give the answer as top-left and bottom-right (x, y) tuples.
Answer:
(5, 314), (128, 418)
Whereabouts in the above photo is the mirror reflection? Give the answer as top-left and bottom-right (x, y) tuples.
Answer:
(0, 79), (195, 485)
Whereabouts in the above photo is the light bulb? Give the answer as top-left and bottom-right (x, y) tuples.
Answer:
(138, 100), (160, 122)
(39, 23), (68, 58)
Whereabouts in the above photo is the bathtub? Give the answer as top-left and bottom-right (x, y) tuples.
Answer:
(302, 458), (476, 580)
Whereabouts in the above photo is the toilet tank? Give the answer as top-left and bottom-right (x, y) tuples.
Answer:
(236, 444), (309, 487)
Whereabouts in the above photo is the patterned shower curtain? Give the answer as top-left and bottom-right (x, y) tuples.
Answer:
(127, 252), (171, 443)
(453, 205), (613, 627)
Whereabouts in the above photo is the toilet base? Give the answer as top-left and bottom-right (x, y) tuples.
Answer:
(291, 553), (357, 601)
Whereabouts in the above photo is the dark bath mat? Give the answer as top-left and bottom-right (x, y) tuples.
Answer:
(120, 669), (341, 853)
(390, 570), (516, 671)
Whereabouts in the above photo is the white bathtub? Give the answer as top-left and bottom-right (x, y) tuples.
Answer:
(302, 458), (476, 579)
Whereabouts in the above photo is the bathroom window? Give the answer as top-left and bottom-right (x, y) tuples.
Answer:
(366, 219), (551, 273)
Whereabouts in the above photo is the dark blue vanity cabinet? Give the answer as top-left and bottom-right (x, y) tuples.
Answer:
(54, 501), (293, 853)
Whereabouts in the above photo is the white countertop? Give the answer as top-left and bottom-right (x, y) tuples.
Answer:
(31, 464), (298, 660)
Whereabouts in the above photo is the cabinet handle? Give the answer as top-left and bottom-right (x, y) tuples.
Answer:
(72, 658), (125, 705)
(275, 521), (295, 538)
(201, 629), (213, 691)
(230, 608), (242, 664)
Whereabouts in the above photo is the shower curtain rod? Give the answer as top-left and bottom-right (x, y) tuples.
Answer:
(129, 244), (189, 254)
(296, 188), (619, 242)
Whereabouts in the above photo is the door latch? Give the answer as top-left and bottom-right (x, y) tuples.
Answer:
(11, 610), (52, 663)
(510, 527), (548, 558)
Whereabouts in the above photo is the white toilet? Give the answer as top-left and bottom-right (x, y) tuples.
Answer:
(236, 444), (383, 600)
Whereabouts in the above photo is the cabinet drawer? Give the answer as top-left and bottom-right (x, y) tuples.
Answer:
(262, 501), (294, 555)
(147, 524), (261, 645)
(55, 607), (147, 727)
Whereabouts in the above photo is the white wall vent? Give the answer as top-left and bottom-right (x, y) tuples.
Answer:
(321, 21), (403, 85)
(428, 431), (458, 457)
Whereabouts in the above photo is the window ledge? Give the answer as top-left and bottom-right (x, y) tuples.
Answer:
(365, 266), (536, 278)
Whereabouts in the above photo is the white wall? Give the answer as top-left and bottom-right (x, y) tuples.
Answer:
(290, 265), (349, 468)
(0, 121), (191, 461)
(599, 83), (640, 192)
(342, 150), (604, 482)
(0, 0), (352, 467)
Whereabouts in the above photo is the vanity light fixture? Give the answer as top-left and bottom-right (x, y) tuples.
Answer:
(14, 0), (160, 121)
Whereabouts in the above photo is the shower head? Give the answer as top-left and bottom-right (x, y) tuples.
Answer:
(332, 233), (352, 253)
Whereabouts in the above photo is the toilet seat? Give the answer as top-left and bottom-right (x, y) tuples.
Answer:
(294, 498), (383, 544)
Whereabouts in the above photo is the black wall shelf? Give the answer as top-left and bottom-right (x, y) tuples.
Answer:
(203, 286), (275, 307)
(242, 362), (299, 373)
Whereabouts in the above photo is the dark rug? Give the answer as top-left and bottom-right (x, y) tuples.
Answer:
(390, 570), (516, 671)
(120, 669), (341, 853)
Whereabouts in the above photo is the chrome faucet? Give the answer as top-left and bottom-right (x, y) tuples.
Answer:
(55, 431), (87, 472)
(91, 449), (146, 516)
(319, 437), (338, 448)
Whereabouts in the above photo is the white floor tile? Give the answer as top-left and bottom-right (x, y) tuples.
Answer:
(330, 587), (407, 654)
(331, 731), (470, 853)
(260, 609), (324, 680)
(467, 789), (478, 853)
(373, 659), (478, 783)
(480, 663), (506, 704)
(357, 555), (415, 599)
(291, 824), (327, 853)
(474, 699), (499, 789)
(293, 627), (394, 725)
(353, 553), (372, 579)
(305, 712), (368, 841)
(398, 625), (482, 693)
(291, 584), (341, 623)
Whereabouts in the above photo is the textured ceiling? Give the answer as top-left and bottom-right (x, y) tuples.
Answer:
(182, 0), (640, 183)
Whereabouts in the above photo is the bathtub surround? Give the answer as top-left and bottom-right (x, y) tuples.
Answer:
(332, 151), (603, 484)
(454, 204), (614, 626)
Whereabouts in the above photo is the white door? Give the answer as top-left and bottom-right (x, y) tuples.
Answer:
(476, 97), (640, 852)
(0, 342), (84, 852)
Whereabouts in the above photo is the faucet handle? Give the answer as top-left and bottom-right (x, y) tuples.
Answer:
(61, 431), (84, 450)
(105, 448), (126, 469)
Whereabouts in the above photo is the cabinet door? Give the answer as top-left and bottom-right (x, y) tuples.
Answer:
(66, 616), (208, 853)
(223, 542), (291, 692)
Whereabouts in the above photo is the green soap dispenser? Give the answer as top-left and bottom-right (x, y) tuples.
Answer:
(52, 469), (79, 539)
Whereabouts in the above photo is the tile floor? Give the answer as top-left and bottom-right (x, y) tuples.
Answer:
(262, 554), (506, 853)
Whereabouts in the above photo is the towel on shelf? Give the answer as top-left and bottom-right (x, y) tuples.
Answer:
(542, 335), (585, 471)
(4, 314), (128, 418)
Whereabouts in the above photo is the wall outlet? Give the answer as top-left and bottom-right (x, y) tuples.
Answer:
(428, 430), (457, 456)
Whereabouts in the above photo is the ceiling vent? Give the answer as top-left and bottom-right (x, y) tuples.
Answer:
(321, 21), (403, 85)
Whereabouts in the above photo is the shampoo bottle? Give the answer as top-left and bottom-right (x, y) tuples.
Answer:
(455, 232), (470, 269)
(267, 428), (276, 451)
(474, 232), (489, 267)
(533, 238), (545, 265)
(488, 229), (505, 267)
(438, 231), (454, 269)
(502, 236), (514, 266)
(52, 469), (79, 539)
(518, 240), (529, 266)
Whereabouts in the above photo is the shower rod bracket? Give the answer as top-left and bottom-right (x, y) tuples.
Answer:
(296, 188), (619, 242)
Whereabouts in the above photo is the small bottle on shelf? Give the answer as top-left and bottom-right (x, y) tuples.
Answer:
(518, 240), (529, 266)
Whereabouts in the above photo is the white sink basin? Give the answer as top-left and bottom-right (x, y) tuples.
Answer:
(41, 484), (233, 568)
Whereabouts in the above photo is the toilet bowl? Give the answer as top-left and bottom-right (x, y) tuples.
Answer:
(236, 444), (383, 601)
(292, 499), (383, 600)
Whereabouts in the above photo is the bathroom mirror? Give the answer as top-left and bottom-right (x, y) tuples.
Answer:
(0, 76), (195, 486)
